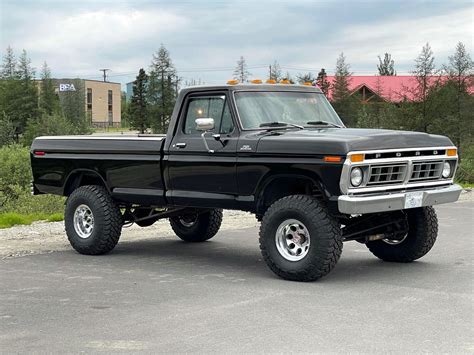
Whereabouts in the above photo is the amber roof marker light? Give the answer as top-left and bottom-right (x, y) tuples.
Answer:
(266, 79), (276, 84)
(250, 79), (262, 84)
(227, 79), (239, 85)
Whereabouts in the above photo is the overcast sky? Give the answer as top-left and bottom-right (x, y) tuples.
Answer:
(0, 0), (472, 87)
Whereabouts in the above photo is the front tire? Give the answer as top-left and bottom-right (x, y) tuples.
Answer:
(65, 185), (122, 255)
(169, 209), (223, 242)
(259, 195), (343, 282)
(366, 207), (438, 262)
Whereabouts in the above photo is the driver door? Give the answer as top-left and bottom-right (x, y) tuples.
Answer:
(167, 92), (239, 208)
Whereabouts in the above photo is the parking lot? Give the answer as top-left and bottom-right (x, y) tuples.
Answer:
(0, 201), (472, 353)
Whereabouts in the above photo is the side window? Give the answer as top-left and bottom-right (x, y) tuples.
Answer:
(183, 95), (234, 135)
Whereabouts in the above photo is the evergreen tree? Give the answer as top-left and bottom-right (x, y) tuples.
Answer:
(269, 60), (282, 82)
(39, 62), (58, 115)
(331, 53), (359, 126)
(59, 79), (86, 127)
(0, 112), (15, 147)
(2, 49), (40, 135)
(148, 44), (178, 133)
(233, 56), (251, 82)
(1, 46), (16, 79)
(443, 42), (474, 150)
(412, 43), (436, 132)
(129, 69), (149, 134)
(296, 72), (316, 84)
(377, 53), (396, 76)
(316, 68), (330, 96)
(332, 53), (352, 102)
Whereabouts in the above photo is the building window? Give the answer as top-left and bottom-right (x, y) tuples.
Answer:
(87, 88), (92, 112)
(108, 90), (113, 125)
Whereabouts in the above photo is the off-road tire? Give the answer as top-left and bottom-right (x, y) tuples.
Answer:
(259, 195), (343, 282)
(366, 207), (438, 262)
(65, 185), (122, 255)
(170, 209), (223, 242)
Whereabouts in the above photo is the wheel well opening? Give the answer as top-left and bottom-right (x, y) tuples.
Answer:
(257, 176), (322, 216)
(64, 171), (106, 196)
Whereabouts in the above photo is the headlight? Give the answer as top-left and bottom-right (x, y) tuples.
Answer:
(442, 161), (451, 178)
(350, 167), (363, 186)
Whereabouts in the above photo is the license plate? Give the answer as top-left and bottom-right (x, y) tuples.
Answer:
(404, 191), (424, 209)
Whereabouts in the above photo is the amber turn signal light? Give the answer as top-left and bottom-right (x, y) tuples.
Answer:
(350, 154), (365, 162)
(324, 156), (342, 163)
(447, 148), (457, 156)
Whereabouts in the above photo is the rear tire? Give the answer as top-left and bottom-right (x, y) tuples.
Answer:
(65, 185), (122, 255)
(170, 209), (223, 242)
(366, 207), (438, 262)
(259, 195), (342, 282)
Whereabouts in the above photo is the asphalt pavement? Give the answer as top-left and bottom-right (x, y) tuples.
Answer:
(1, 201), (473, 353)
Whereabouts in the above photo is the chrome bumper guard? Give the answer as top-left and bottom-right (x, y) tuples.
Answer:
(338, 184), (462, 215)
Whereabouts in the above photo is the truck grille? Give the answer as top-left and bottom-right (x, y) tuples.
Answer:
(367, 164), (407, 185)
(409, 161), (443, 182)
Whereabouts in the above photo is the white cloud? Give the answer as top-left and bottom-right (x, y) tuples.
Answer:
(16, 8), (187, 75)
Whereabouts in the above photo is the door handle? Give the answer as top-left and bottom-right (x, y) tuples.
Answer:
(175, 142), (187, 148)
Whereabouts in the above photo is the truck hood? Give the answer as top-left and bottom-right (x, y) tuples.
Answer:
(256, 128), (454, 156)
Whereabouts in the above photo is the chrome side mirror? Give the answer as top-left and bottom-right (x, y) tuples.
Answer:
(195, 118), (215, 132)
(195, 118), (215, 153)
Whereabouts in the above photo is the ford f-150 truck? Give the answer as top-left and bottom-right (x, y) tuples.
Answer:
(30, 83), (462, 281)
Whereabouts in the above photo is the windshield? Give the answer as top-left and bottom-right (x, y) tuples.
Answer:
(234, 91), (344, 129)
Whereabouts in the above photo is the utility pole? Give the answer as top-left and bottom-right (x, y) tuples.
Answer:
(269, 65), (272, 80)
(99, 69), (110, 82)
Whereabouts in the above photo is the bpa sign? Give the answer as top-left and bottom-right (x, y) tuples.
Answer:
(59, 83), (76, 92)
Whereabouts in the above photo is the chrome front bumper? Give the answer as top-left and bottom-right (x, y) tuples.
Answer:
(338, 184), (462, 214)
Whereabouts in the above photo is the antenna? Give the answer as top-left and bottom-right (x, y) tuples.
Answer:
(99, 69), (110, 82)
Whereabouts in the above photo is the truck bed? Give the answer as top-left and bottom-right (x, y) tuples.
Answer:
(31, 135), (167, 206)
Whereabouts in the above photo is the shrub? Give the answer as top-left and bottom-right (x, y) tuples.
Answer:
(0, 144), (31, 207)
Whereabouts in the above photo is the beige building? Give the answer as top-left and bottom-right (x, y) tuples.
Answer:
(84, 80), (121, 128)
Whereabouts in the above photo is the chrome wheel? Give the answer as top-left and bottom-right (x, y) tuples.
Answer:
(382, 233), (408, 245)
(275, 219), (310, 261)
(179, 214), (197, 228)
(73, 204), (94, 239)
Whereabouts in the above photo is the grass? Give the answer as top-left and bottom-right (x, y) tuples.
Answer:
(0, 212), (64, 229)
(459, 182), (474, 189)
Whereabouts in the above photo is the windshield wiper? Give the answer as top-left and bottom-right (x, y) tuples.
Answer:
(259, 122), (304, 129)
(306, 121), (343, 128)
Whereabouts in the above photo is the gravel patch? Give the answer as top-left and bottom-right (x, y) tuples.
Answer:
(0, 210), (258, 259)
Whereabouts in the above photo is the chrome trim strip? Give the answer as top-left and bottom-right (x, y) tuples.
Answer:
(35, 135), (165, 141)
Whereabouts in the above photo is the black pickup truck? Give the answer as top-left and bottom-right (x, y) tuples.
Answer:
(31, 83), (461, 281)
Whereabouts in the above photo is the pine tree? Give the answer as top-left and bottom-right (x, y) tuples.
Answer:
(1, 46), (16, 79)
(39, 62), (58, 115)
(377, 53), (396, 76)
(316, 68), (330, 96)
(59, 79), (86, 127)
(269, 60), (282, 82)
(331, 53), (358, 126)
(332, 53), (352, 102)
(444, 42), (474, 150)
(148, 44), (178, 133)
(129, 69), (149, 134)
(233, 56), (251, 82)
(412, 43), (436, 132)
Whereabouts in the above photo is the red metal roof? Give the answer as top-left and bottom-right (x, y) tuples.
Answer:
(324, 75), (460, 102)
